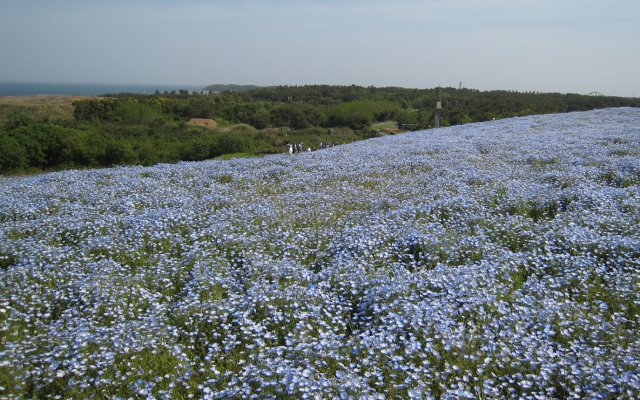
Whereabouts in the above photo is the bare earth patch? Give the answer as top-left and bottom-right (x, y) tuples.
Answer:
(188, 118), (219, 127)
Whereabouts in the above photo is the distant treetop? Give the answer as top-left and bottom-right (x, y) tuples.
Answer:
(202, 84), (263, 94)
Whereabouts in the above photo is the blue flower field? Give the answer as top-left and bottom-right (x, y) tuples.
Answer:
(1, 108), (639, 399)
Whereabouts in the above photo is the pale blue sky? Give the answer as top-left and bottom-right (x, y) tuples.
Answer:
(1, 0), (638, 96)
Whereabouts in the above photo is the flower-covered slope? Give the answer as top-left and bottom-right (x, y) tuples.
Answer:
(1, 108), (639, 399)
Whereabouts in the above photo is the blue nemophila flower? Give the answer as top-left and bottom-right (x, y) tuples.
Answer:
(1, 108), (639, 398)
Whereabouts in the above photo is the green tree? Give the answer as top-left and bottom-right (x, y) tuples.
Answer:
(250, 107), (271, 129)
(8, 126), (47, 168)
(102, 140), (137, 165)
(112, 101), (162, 124)
(212, 134), (246, 156)
(394, 109), (418, 130)
(328, 100), (399, 130)
(4, 112), (35, 130)
(327, 101), (374, 130)
(417, 110), (432, 129)
(271, 104), (311, 129)
(73, 98), (118, 121)
(0, 134), (27, 171)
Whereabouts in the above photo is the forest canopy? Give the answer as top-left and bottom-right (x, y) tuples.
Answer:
(1, 85), (638, 173)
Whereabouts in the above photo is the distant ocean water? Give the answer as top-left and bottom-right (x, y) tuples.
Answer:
(0, 82), (203, 96)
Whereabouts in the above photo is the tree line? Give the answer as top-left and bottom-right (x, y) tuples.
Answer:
(1, 85), (638, 173)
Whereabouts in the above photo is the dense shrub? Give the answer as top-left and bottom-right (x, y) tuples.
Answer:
(0, 134), (27, 170)
(2, 85), (638, 174)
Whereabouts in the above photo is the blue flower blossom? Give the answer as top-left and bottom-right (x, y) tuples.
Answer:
(1, 108), (639, 398)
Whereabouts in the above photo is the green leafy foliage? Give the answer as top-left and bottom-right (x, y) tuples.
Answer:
(0, 134), (27, 171)
(1, 85), (638, 174)
(327, 100), (400, 130)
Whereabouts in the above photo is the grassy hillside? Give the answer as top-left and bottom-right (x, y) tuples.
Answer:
(0, 95), (92, 123)
(1, 109), (639, 398)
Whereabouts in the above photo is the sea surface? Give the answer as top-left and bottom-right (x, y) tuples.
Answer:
(0, 82), (203, 96)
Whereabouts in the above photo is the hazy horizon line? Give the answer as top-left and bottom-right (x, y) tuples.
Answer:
(0, 80), (634, 98)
